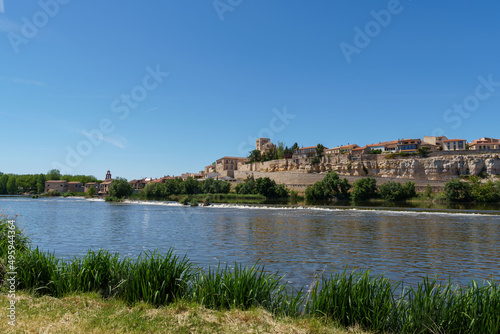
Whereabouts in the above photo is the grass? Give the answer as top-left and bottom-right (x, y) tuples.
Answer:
(2, 217), (500, 333)
(0, 292), (368, 334)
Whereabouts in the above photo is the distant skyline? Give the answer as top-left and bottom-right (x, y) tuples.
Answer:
(1, 1), (499, 180)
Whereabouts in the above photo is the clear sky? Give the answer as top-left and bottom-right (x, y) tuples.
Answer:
(1, 0), (499, 180)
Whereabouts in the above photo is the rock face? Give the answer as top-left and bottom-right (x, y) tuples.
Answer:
(239, 154), (500, 181)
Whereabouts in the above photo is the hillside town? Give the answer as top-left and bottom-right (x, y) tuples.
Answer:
(43, 135), (500, 195)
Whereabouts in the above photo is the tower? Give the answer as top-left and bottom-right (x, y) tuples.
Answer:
(105, 170), (112, 180)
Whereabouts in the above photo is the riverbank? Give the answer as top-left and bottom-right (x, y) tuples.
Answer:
(0, 292), (366, 334)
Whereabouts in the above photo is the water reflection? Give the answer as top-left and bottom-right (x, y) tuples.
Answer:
(1, 197), (499, 288)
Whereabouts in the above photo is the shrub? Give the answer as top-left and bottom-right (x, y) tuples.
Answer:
(378, 181), (415, 202)
(108, 178), (133, 199)
(305, 172), (351, 202)
(351, 177), (377, 202)
(444, 179), (472, 202)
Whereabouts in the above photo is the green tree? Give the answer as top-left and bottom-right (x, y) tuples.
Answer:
(235, 176), (257, 195)
(352, 177), (377, 202)
(108, 178), (133, 198)
(144, 182), (157, 198)
(7, 176), (17, 194)
(0, 175), (8, 194)
(417, 147), (431, 158)
(254, 177), (289, 198)
(444, 179), (472, 202)
(469, 176), (499, 202)
(277, 142), (285, 159)
(47, 169), (61, 180)
(315, 144), (325, 158)
(37, 174), (46, 194)
(379, 181), (416, 202)
(305, 171), (351, 202)
(86, 185), (96, 198)
(182, 177), (200, 195)
(247, 150), (262, 163)
(424, 184), (433, 199)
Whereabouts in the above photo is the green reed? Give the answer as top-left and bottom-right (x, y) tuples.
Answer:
(122, 249), (194, 306)
(190, 262), (301, 315)
(305, 269), (397, 332)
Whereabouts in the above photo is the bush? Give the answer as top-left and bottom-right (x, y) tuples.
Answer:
(351, 177), (377, 202)
(86, 185), (96, 198)
(236, 176), (289, 199)
(305, 171), (351, 202)
(469, 177), (500, 203)
(378, 181), (416, 202)
(444, 179), (472, 202)
(108, 178), (134, 199)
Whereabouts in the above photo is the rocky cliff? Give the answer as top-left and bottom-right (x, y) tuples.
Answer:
(239, 153), (500, 181)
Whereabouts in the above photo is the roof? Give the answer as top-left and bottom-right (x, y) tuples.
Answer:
(217, 156), (248, 161)
(68, 181), (82, 184)
(46, 180), (67, 183)
(443, 139), (466, 143)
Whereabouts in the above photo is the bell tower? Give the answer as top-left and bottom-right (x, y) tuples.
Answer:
(105, 170), (112, 180)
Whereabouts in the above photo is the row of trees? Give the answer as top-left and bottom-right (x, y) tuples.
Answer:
(305, 172), (417, 202)
(234, 176), (289, 198)
(0, 169), (99, 195)
(444, 177), (500, 203)
(141, 177), (231, 199)
(247, 142), (299, 163)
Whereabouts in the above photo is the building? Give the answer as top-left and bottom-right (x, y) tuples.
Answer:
(469, 137), (500, 150)
(326, 144), (358, 155)
(204, 165), (216, 174)
(67, 181), (84, 193)
(443, 139), (466, 151)
(129, 179), (148, 191)
(45, 180), (68, 193)
(351, 145), (371, 156)
(397, 138), (421, 153)
(84, 182), (99, 193)
(256, 138), (276, 154)
(423, 136), (448, 147)
(99, 170), (113, 195)
(215, 157), (248, 173)
(294, 146), (320, 158)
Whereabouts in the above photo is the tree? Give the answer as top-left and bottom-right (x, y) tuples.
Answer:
(315, 144), (325, 158)
(305, 171), (351, 202)
(247, 150), (262, 163)
(277, 142), (285, 159)
(47, 169), (61, 180)
(7, 176), (17, 194)
(108, 178), (133, 198)
(37, 174), (46, 194)
(86, 185), (96, 197)
(444, 179), (472, 202)
(182, 177), (200, 195)
(352, 177), (377, 202)
(417, 147), (431, 158)
(379, 181), (416, 202)
(0, 174), (8, 194)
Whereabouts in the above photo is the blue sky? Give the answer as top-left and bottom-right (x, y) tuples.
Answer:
(1, 0), (499, 180)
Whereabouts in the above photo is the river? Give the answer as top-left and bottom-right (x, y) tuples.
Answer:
(1, 196), (499, 289)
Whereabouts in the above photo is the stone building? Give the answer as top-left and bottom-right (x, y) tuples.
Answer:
(45, 180), (68, 193)
(256, 138), (276, 154)
(68, 182), (84, 193)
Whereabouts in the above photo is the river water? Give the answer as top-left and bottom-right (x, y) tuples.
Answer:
(1, 196), (500, 289)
